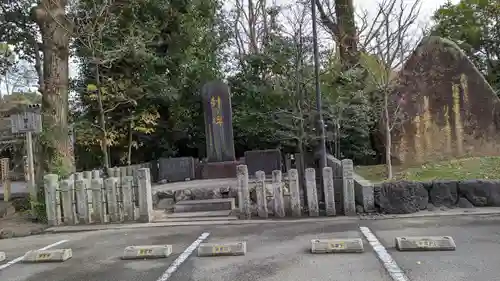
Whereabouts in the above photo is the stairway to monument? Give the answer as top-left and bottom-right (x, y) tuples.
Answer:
(151, 178), (239, 222)
(174, 198), (235, 213)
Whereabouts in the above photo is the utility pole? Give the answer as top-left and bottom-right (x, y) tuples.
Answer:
(311, 0), (327, 169)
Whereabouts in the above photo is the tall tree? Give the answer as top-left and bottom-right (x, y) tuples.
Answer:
(0, 0), (43, 90)
(360, 0), (422, 179)
(32, 0), (73, 175)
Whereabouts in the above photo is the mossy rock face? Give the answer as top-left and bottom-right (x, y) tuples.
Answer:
(379, 36), (500, 165)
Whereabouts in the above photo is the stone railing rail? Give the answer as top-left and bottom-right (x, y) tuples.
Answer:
(44, 166), (153, 226)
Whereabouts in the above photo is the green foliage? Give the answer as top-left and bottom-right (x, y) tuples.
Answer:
(0, 43), (15, 76)
(227, 16), (318, 154)
(72, 0), (230, 165)
(2, 0), (403, 173)
(32, 184), (47, 223)
(432, 0), (500, 90)
(0, 0), (39, 62)
(357, 157), (500, 183)
(37, 126), (71, 176)
(323, 63), (376, 163)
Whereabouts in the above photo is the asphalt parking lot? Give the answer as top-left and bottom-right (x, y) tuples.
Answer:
(1, 214), (500, 281)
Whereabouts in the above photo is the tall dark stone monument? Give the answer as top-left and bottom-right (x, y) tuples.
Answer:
(202, 81), (236, 162)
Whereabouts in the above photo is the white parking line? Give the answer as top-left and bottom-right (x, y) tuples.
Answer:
(156, 232), (210, 281)
(0, 239), (69, 271)
(360, 226), (410, 281)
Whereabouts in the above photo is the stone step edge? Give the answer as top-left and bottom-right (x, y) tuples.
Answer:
(174, 198), (236, 205)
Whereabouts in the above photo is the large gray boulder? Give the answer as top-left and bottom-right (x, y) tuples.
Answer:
(174, 189), (193, 202)
(152, 190), (175, 208)
(420, 181), (433, 192)
(376, 181), (428, 214)
(174, 187), (239, 203)
(191, 188), (218, 200)
(458, 180), (500, 206)
(457, 197), (474, 208)
(429, 180), (459, 207)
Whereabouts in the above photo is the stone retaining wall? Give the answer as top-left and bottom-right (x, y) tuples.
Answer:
(374, 179), (500, 214)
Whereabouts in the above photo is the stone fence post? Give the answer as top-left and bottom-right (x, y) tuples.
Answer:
(1, 158), (10, 202)
(138, 168), (153, 223)
(255, 171), (268, 218)
(44, 174), (59, 226)
(105, 177), (119, 222)
(60, 179), (76, 224)
(237, 165), (250, 219)
(91, 172), (105, 223)
(121, 176), (135, 221)
(305, 168), (319, 217)
(323, 167), (336, 216)
(288, 169), (301, 217)
(341, 159), (356, 216)
(75, 177), (89, 224)
(272, 170), (285, 217)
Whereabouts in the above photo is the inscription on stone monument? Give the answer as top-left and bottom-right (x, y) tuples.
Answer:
(202, 81), (235, 162)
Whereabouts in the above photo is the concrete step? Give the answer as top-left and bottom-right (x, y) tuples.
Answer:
(168, 210), (233, 218)
(174, 198), (236, 213)
(152, 209), (237, 221)
(154, 216), (238, 223)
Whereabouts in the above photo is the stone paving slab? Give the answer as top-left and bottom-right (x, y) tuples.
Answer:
(368, 215), (500, 281)
(395, 236), (456, 251)
(2, 214), (500, 281)
(0, 226), (204, 281)
(176, 223), (391, 281)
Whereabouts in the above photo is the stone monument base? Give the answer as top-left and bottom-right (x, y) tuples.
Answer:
(201, 161), (240, 179)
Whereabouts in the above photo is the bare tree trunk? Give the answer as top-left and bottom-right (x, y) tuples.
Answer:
(95, 63), (110, 169)
(248, 0), (258, 54)
(384, 92), (393, 179)
(334, 0), (359, 69)
(33, 41), (44, 94)
(261, 0), (268, 44)
(33, 0), (73, 176)
(126, 117), (133, 166)
(314, 0), (358, 68)
(33, 39), (45, 185)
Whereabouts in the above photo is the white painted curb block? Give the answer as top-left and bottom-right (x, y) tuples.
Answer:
(122, 245), (173, 259)
(311, 238), (364, 253)
(197, 241), (246, 256)
(23, 249), (72, 262)
(395, 236), (456, 251)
